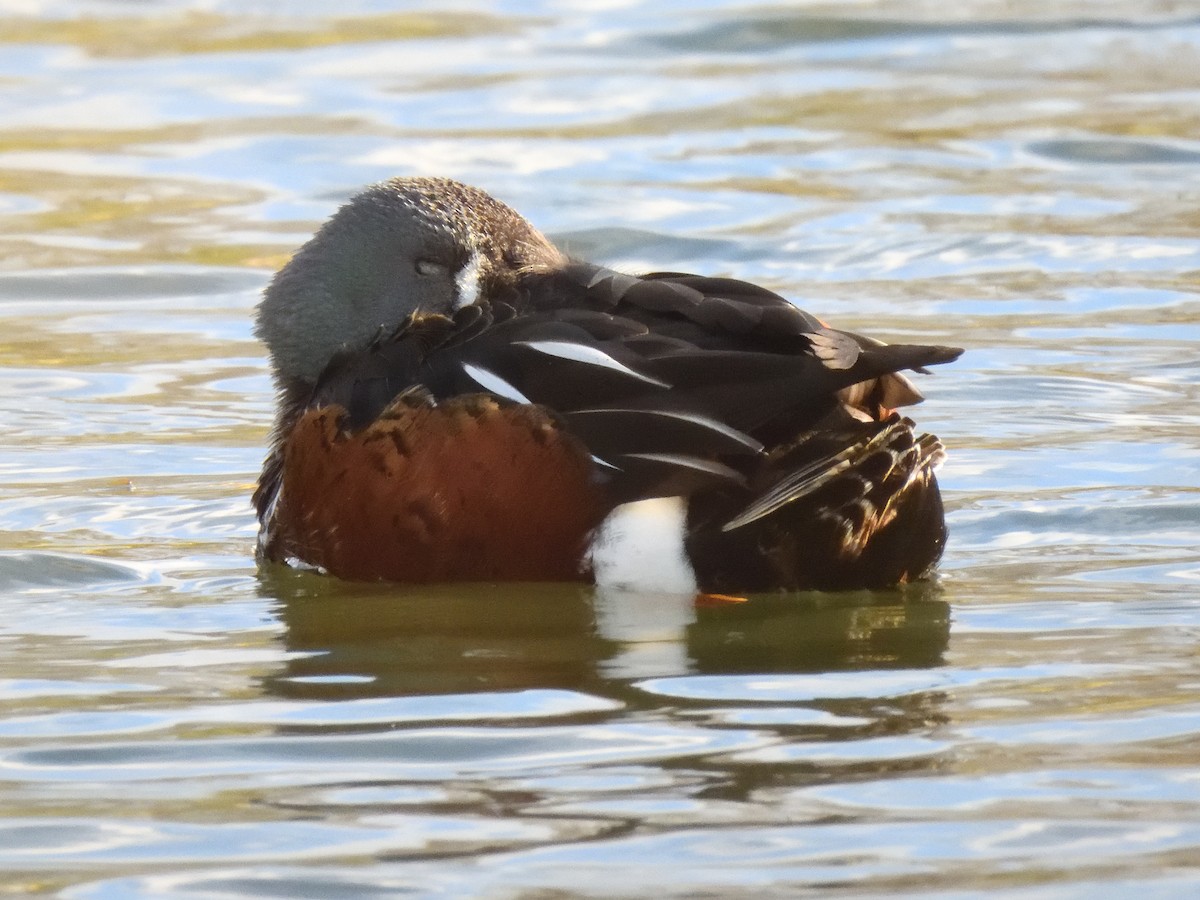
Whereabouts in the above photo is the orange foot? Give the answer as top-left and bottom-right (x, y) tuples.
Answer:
(695, 592), (749, 607)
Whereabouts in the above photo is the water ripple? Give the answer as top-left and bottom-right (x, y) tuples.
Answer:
(2, 2), (1199, 896)
(2, 722), (770, 785)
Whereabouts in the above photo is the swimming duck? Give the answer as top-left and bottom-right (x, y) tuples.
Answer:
(254, 177), (961, 593)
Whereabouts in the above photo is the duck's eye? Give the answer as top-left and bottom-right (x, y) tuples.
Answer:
(415, 259), (449, 277)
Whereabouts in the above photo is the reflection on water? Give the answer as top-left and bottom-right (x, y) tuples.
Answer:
(268, 579), (605, 698)
(265, 576), (950, 698)
(1, 1), (1199, 896)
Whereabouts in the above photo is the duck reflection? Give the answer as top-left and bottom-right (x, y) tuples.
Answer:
(259, 569), (949, 701)
(686, 586), (950, 675)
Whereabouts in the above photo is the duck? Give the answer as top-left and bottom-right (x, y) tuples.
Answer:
(253, 177), (962, 593)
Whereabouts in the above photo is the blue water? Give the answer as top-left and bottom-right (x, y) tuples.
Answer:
(1, 2), (1198, 896)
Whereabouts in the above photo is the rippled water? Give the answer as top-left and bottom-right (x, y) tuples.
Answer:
(2, 1), (1199, 896)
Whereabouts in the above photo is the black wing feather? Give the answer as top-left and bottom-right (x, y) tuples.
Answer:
(304, 265), (962, 510)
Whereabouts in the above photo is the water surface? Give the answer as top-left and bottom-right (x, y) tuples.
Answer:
(1, 2), (1198, 897)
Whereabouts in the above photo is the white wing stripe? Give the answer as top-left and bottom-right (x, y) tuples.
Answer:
(515, 340), (670, 388)
(571, 407), (763, 453)
(622, 452), (744, 483)
(461, 363), (533, 405)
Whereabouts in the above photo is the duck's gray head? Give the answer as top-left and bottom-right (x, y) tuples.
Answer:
(255, 177), (565, 391)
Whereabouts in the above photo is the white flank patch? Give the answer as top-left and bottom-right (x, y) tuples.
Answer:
(461, 363), (532, 405)
(589, 497), (698, 594)
(453, 251), (482, 309)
